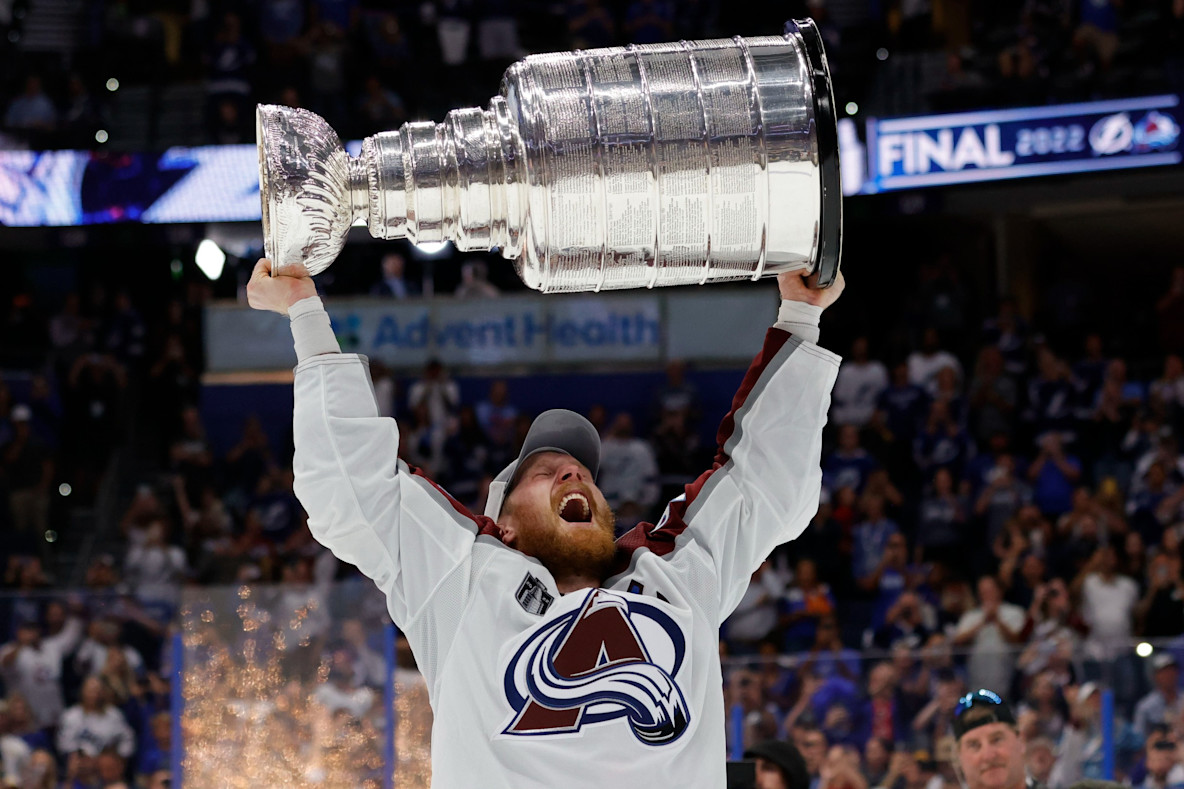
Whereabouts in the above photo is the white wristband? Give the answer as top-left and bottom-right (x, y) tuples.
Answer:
(774, 300), (822, 344)
(288, 296), (341, 363)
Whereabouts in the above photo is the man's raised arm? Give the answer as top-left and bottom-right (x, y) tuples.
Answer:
(643, 271), (845, 622)
(247, 260), (480, 634)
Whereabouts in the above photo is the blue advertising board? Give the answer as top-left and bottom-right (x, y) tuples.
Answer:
(866, 94), (1181, 192)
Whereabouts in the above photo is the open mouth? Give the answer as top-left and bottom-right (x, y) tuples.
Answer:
(557, 492), (592, 523)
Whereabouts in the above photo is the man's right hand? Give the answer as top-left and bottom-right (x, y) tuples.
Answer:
(247, 258), (317, 315)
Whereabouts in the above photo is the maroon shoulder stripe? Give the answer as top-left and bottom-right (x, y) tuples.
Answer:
(610, 327), (794, 571)
(407, 464), (504, 540)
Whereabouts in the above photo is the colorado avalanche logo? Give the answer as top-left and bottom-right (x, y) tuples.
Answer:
(502, 589), (690, 745)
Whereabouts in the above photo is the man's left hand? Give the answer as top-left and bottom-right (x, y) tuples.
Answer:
(778, 270), (845, 310)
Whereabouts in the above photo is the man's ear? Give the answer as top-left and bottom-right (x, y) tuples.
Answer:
(499, 518), (518, 544)
(498, 512), (518, 547)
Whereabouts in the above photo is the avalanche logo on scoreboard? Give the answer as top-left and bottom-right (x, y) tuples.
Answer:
(1134, 110), (1179, 153)
(501, 589), (690, 745)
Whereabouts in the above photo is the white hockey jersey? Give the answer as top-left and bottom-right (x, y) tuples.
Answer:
(292, 328), (838, 789)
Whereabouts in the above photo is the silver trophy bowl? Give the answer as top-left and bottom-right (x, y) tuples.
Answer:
(258, 19), (841, 292)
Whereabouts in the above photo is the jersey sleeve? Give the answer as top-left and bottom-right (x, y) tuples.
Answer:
(291, 352), (486, 630)
(630, 329), (839, 623)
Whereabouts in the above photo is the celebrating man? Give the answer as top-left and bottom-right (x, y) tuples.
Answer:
(247, 259), (843, 788)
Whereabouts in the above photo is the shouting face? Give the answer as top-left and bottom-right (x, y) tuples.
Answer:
(499, 452), (617, 583)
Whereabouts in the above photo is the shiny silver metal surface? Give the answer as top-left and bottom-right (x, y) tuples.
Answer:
(257, 20), (841, 291)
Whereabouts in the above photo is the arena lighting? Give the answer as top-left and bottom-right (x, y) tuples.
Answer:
(195, 239), (226, 280)
(106, 77), (119, 91)
(1136, 642), (1154, 658)
(414, 240), (451, 256)
(846, 101), (859, 116)
(95, 129), (108, 143)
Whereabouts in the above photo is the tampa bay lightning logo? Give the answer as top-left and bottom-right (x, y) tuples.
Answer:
(502, 589), (690, 745)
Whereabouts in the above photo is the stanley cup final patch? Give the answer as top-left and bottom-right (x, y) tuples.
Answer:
(516, 574), (554, 616)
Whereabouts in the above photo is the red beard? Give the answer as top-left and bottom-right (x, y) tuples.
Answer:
(508, 487), (617, 581)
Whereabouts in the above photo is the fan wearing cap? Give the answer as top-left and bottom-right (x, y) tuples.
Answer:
(952, 689), (1036, 789)
(1133, 654), (1183, 739)
(247, 261), (844, 789)
(746, 739), (812, 789)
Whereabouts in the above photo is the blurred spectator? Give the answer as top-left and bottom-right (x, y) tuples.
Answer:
(454, 260), (500, 300)
(781, 558), (836, 653)
(56, 675), (136, 761)
(1073, 543), (1142, 708)
(1016, 670), (1066, 742)
(357, 75), (406, 132)
(370, 252), (418, 299)
(1137, 550), (1184, 638)
(798, 615), (861, 683)
(968, 347), (1017, 443)
(1132, 654), (1183, 737)
(818, 743), (869, 789)
(652, 359), (702, 429)
(123, 521), (187, 615)
(863, 532), (921, 633)
(204, 11), (256, 118)
(860, 663), (907, 747)
(1074, 334), (1110, 407)
(725, 560), (787, 655)
(0, 698), (31, 786)
(875, 364), (930, 446)
(170, 406), (213, 502)
(916, 468), (967, 564)
(74, 617), (145, 682)
(1029, 433), (1083, 518)
(833, 338), (889, 429)
(440, 405), (492, 507)
(907, 329), (962, 396)
(911, 671), (964, 752)
(851, 495), (901, 585)
(475, 379), (518, 470)
(975, 452), (1032, 548)
(1050, 682), (1142, 785)
(0, 610), (83, 730)
(3, 76), (57, 134)
(2, 404), (53, 547)
(824, 425), (880, 497)
(223, 415), (275, 509)
(18, 748), (56, 789)
(651, 406), (703, 506)
(873, 590), (933, 651)
(1134, 724), (1184, 789)
(791, 722), (828, 788)
(913, 399), (973, 480)
(101, 291), (146, 370)
(340, 619), (385, 689)
(1025, 737), (1057, 787)
(476, 0), (523, 62)
(597, 412), (660, 529)
(1025, 349), (1079, 446)
(407, 358), (460, 473)
(63, 352), (126, 496)
(1072, 0), (1121, 75)
(744, 737), (811, 789)
(953, 576), (1026, 697)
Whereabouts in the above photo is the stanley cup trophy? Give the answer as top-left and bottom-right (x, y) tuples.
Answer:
(257, 19), (841, 293)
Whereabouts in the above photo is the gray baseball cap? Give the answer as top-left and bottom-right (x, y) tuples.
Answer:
(484, 409), (601, 521)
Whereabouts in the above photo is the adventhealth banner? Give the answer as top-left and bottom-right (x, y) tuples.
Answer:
(866, 94), (1181, 192)
(204, 288), (778, 372)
